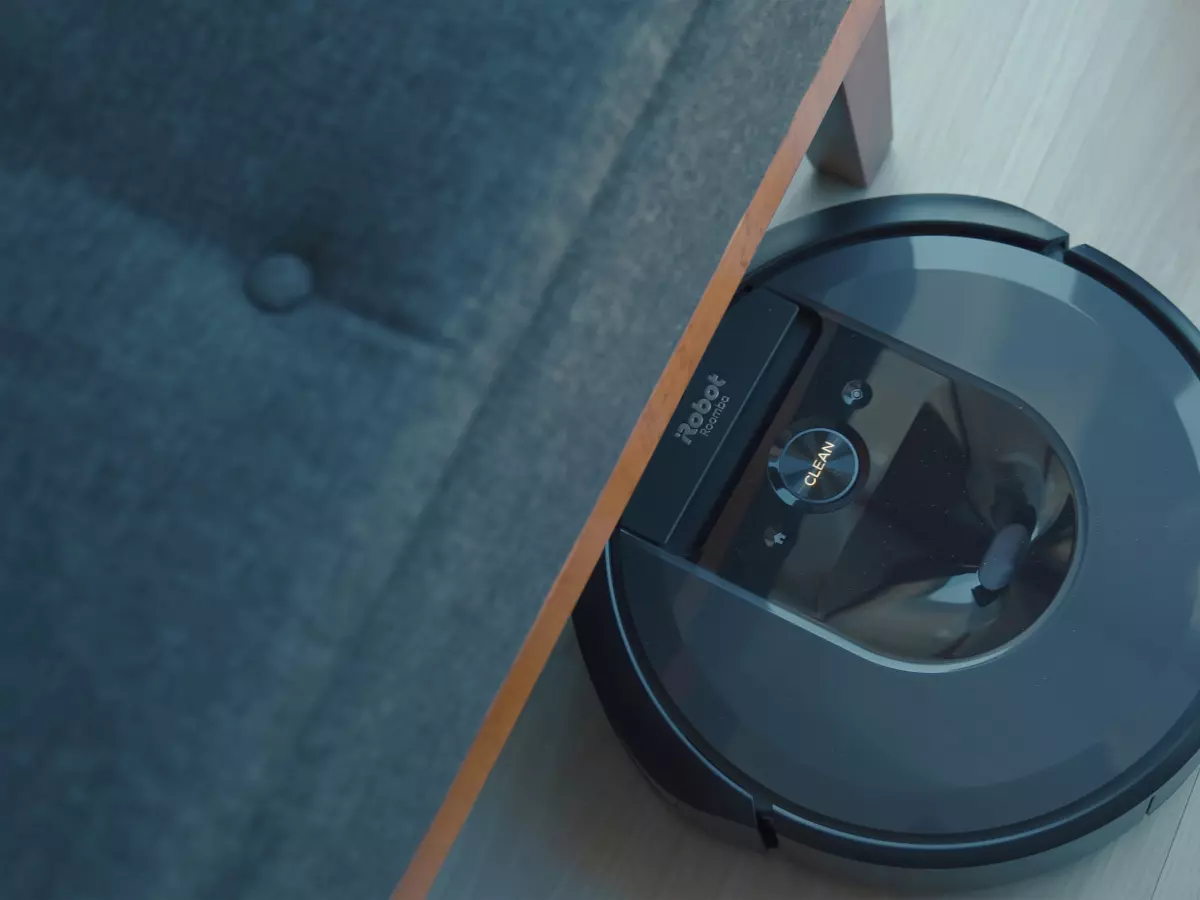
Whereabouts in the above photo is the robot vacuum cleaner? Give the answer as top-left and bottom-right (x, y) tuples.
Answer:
(573, 195), (1200, 886)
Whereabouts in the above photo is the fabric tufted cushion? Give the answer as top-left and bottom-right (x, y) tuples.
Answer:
(0, 1), (849, 898)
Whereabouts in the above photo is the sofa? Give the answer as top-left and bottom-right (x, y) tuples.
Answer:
(0, 1), (856, 897)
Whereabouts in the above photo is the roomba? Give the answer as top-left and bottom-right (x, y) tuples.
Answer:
(573, 195), (1200, 886)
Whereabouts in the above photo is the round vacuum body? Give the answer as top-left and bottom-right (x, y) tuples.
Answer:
(573, 195), (1200, 888)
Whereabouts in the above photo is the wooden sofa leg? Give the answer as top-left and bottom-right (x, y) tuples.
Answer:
(806, 0), (893, 187)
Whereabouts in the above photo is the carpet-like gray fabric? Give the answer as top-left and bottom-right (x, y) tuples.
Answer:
(0, 1), (848, 897)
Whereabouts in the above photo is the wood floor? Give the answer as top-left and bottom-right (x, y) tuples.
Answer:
(431, 1), (1200, 897)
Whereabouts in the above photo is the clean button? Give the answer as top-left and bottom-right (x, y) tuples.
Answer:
(769, 427), (860, 507)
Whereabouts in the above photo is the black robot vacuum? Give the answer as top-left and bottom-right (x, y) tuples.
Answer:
(573, 195), (1200, 887)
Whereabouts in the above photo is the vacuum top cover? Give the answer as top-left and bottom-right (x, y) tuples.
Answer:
(615, 229), (1200, 840)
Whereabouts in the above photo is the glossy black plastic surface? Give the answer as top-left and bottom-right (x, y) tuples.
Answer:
(573, 561), (761, 834)
(708, 326), (1077, 663)
(747, 194), (1068, 286)
(576, 196), (1200, 872)
(618, 232), (1200, 842)
(622, 289), (817, 551)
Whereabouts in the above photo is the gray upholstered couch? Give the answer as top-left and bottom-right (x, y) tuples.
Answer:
(1, 2), (851, 897)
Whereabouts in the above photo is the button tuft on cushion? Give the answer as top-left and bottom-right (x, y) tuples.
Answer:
(245, 253), (314, 312)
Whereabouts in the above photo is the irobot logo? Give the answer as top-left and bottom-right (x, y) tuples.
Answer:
(673, 374), (730, 446)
